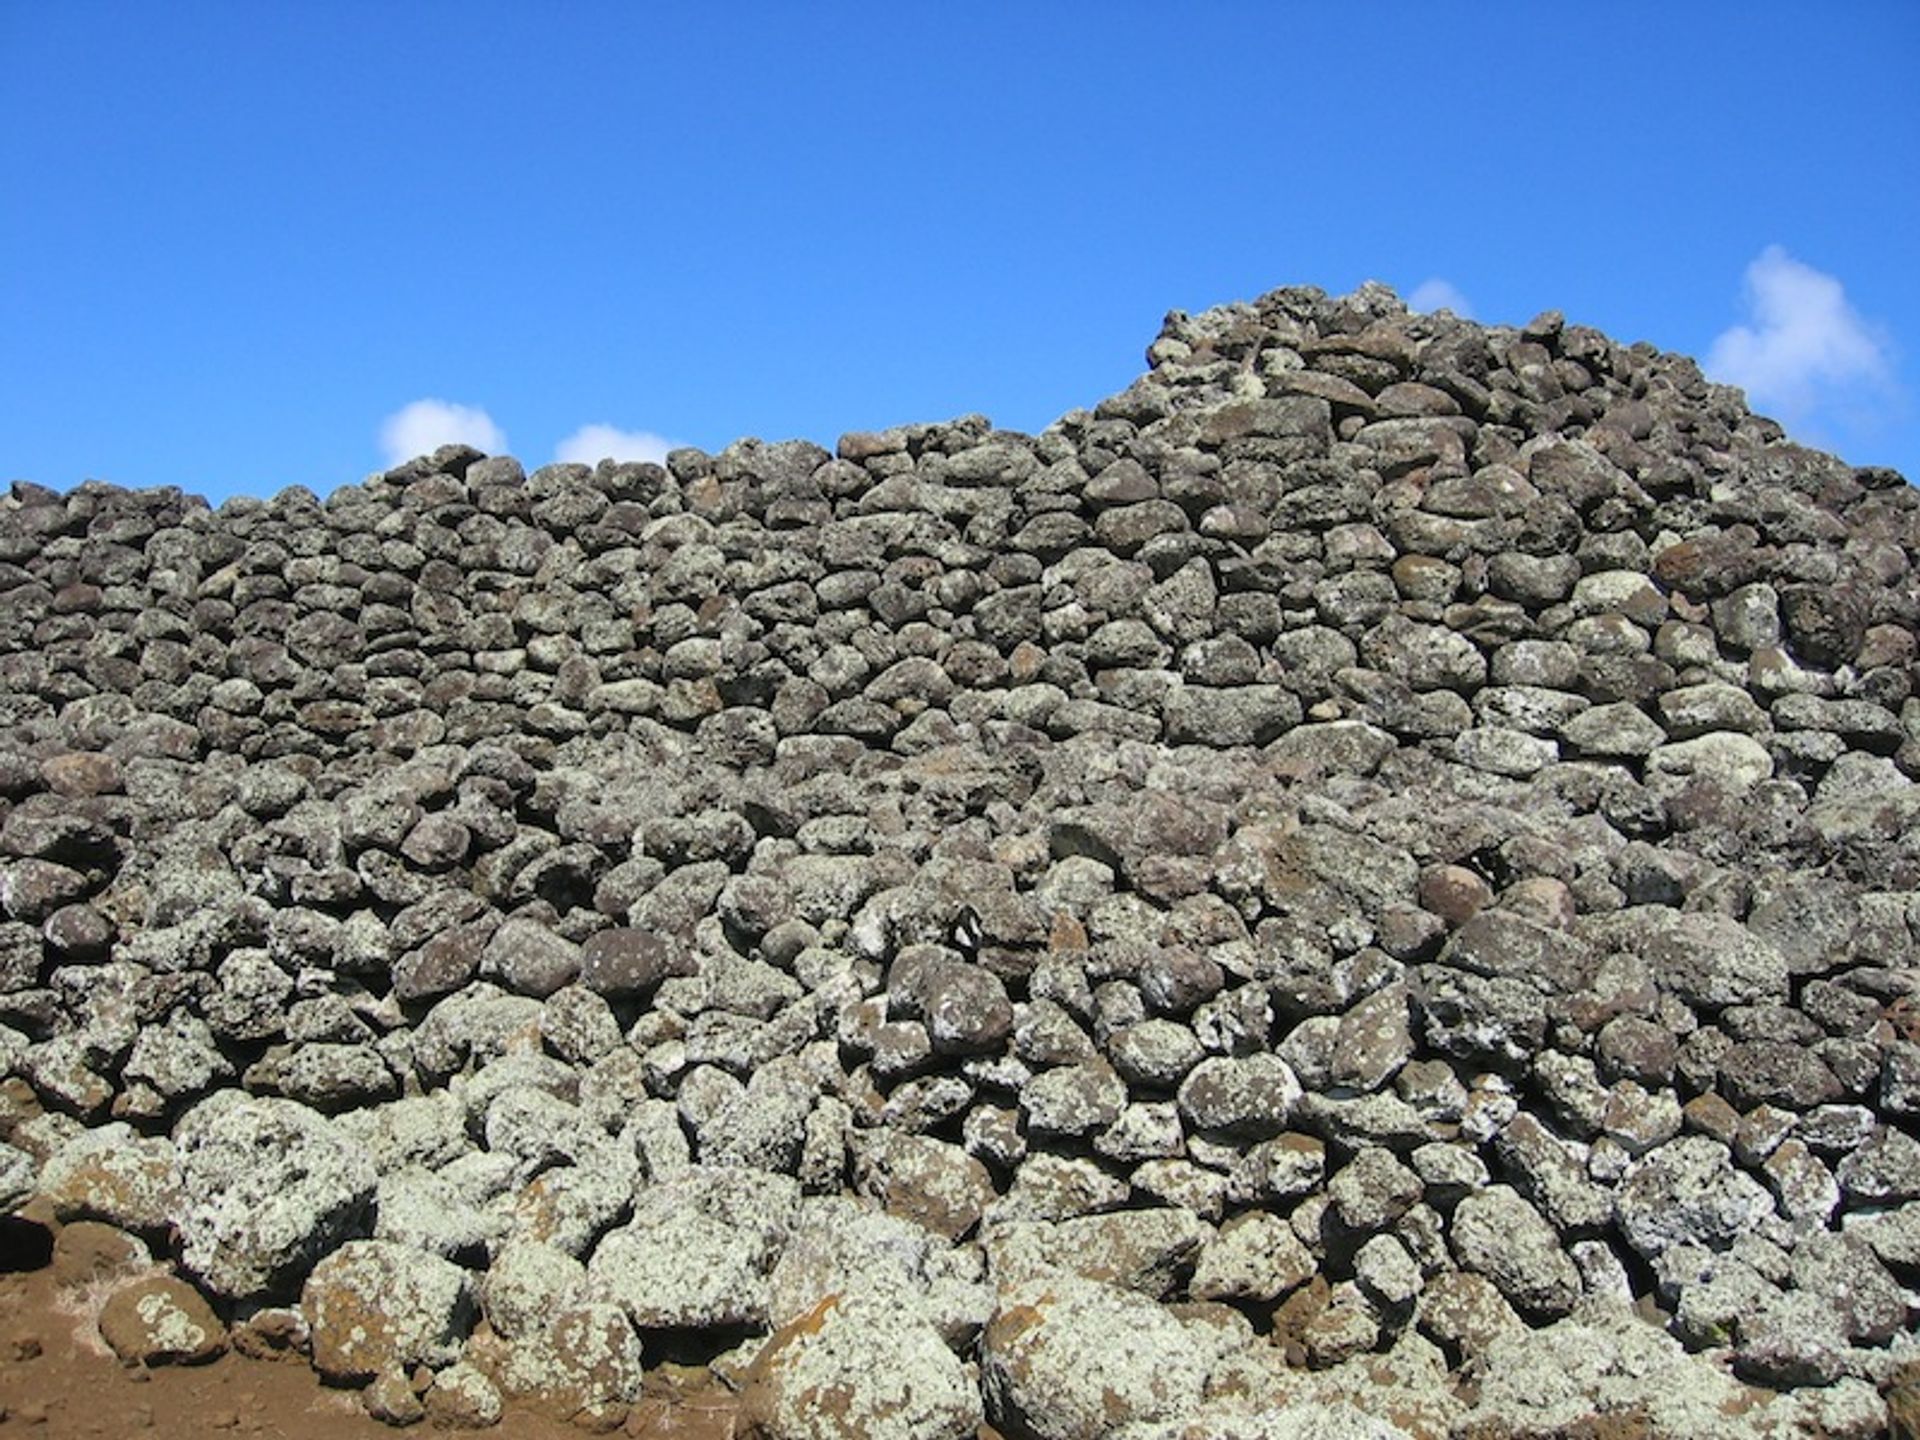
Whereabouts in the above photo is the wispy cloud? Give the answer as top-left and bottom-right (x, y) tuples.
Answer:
(553, 424), (679, 467)
(1408, 278), (1474, 319)
(379, 399), (507, 466)
(1706, 246), (1894, 425)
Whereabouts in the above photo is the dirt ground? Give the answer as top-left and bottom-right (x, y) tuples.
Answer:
(0, 1213), (746, 1440)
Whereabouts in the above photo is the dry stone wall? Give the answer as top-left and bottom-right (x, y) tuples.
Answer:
(2, 282), (1918, 1437)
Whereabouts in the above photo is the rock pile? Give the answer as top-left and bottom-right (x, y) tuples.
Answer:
(2, 281), (1917, 1438)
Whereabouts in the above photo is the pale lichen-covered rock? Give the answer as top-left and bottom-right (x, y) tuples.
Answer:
(984, 1208), (1208, 1299)
(1189, 1211), (1316, 1304)
(1117, 1405), (1419, 1440)
(34, 1123), (182, 1233)
(362, 1366), (427, 1425)
(742, 1294), (984, 1440)
(1616, 1136), (1776, 1261)
(768, 1196), (987, 1344)
(1449, 1185), (1581, 1318)
(173, 1094), (376, 1299)
(1460, 1299), (1811, 1440)
(1156, 1331), (1457, 1439)
(300, 1239), (475, 1382)
(992, 1153), (1130, 1225)
(1327, 1146), (1424, 1233)
(331, 1091), (470, 1175)
(587, 1166), (801, 1329)
(479, 1301), (646, 1423)
(852, 1131), (996, 1241)
(0, 1144), (28, 1221)
(1589, 909), (1791, 1012)
(1022, 1060), (1129, 1137)
(424, 1361), (504, 1429)
(482, 1238), (587, 1340)
(981, 1276), (1211, 1440)
(372, 1165), (503, 1260)
(1414, 1269), (1525, 1365)
(1646, 731), (1777, 791)
(1836, 1123), (1920, 1205)
(503, 1152), (637, 1257)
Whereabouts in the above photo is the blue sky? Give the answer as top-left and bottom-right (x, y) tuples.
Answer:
(4, 3), (1916, 504)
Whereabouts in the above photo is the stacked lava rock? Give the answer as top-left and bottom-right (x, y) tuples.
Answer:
(2, 282), (1917, 1439)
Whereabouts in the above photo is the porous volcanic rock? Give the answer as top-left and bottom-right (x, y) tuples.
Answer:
(3, 280), (1917, 1432)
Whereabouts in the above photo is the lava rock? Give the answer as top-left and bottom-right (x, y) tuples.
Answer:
(97, 1274), (227, 1365)
(173, 1095), (377, 1300)
(587, 1166), (800, 1330)
(1449, 1185), (1581, 1318)
(981, 1276), (1211, 1440)
(744, 1294), (984, 1440)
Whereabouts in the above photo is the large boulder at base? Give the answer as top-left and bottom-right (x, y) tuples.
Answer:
(301, 1239), (477, 1382)
(477, 1301), (647, 1423)
(36, 1124), (183, 1233)
(587, 1166), (801, 1329)
(172, 1094), (377, 1300)
(981, 1276), (1212, 1440)
(768, 1196), (987, 1341)
(1460, 1299), (1885, 1440)
(742, 1294), (984, 1440)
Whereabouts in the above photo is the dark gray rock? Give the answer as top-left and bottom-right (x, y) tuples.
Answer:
(391, 918), (493, 1003)
(889, 950), (1014, 1056)
(1717, 1040), (1843, 1111)
(1589, 908), (1791, 1011)
(1176, 1054), (1301, 1139)
(4, 282), (1919, 1418)
(578, 925), (690, 997)
(481, 917), (582, 999)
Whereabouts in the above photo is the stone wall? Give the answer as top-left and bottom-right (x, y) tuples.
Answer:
(1, 283), (1916, 1437)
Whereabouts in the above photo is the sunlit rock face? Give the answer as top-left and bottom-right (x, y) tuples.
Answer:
(2, 282), (1916, 1436)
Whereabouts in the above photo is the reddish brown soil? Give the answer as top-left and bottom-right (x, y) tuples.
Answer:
(0, 1215), (745, 1440)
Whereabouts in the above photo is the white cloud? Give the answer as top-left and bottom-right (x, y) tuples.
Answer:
(1706, 246), (1893, 422)
(553, 423), (679, 467)
(379, 399), (507, 466)
(1408, 278), (1474, 319)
